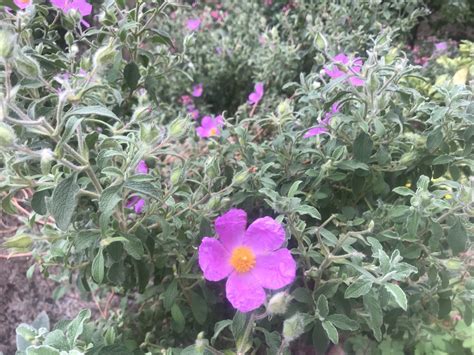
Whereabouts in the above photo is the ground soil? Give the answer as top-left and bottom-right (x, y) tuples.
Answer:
(0, 213), (94, 355)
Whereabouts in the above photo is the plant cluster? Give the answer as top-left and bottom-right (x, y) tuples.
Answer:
(0, 0), (473, 354)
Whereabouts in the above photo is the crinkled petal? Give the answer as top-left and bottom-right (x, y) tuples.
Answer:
(324, 65), (343, 79)
(198, 237), (232, 281)
(253, 248), (296, 289)
(248, 92), (260, 104)
(226, 272), (266, 312)
(215, 209), (247, 250)
(73, 0), (92, 16)
(14, 0), (31, 9)
(243, 216), (285, 254)
(196, 126), (208, 138)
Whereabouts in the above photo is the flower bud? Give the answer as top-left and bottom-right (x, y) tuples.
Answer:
(65, 32), (74, 47)
(93, 41), (117, 68)
(232, 169), (249, 186)
(267, 292), (292, 315)
(168, 118), (189, 138)
(277, 99), (291, 116)
(314, 32), (328, 51)
(0, 122), (16, 147)
(15, 53), (41, 78)
(132, 105), (151, 122)
(204, 156), (220, 178)
(194, 332), (207, 353)
(40, 148), (54, 175)
(2, 234), (33, 250)
(0, 30), (15, 59)
(170, 166), (184, 185)
(283, 313), (306, 343)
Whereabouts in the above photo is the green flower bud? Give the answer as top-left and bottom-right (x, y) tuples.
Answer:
(15, 53), (41, 78)
(207, 195), (220, 210)
(0, 122), (16, 147)
(93, 41), (117, 68)
(170, 166), (184, 185)
(3, 234), (33, 250)
(232, 169), (249, 186)
(283, 313), (306, 343)
(267, 292), (292, 315)
(204, 156), (220, 178)
(277, 99), (291, 116)
(168, 118), (189, 138)
(65, 31), (74, 47)
(132, 105), (151, 122)
(194, 332), (208, 353)
(0, 30), (15, 60)
(314, 32), (328, 51)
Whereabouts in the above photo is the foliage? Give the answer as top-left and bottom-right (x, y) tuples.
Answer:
(0, 0), (473, 354)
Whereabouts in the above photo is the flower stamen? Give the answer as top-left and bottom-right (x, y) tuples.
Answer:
(230, 246), (256, 273)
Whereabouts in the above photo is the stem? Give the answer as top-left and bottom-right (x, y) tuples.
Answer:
(237, 312), (256, 355)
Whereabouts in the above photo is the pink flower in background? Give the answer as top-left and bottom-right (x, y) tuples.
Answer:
(264, 0), (273, 5)
(187, 18), (201, 31)
(434, 42), (448, 52)
(13, 0), (32, 9)
(196, 115), (223, 138)
(198, 209), (296, 312)
(181, 95), (193, 106)
(192, 83), (203, 97)
(189, 108), (200, 120)
(126, 160), (148, 214)
(304, 102), (340, 138)
(248, 82), (264, 105)
(324, 53), (364, 86)
(50, 0), (92, 26)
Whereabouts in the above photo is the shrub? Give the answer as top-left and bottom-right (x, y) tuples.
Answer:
(1, 0), (472, 354)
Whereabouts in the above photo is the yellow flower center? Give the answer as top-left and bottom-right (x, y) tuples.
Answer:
(209, 127), (217, 136)
(230, 246), (256, 273)
(20, 0), (30, 3)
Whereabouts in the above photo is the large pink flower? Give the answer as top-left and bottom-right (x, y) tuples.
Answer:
(50, 0), (92, 26)
(324, 53), (364, 86)
(198, 209), (296, 312)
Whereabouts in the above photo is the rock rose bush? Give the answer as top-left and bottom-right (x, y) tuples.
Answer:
(0, 0), (472, 354)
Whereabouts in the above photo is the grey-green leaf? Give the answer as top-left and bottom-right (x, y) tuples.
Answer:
(447, 219), (467, 255)
(344, 280), (373, 298)
(65, 106), (119, 121)
(327, 314), (359, 331)
(317, 295), (329, 318)
(385, 283), (408, 311)
(321, 320), (339, 344)
(48, 174), (80, 230)
(92, 248), (105, 284)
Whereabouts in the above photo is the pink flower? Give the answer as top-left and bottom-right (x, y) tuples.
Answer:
(324, 53), (364, 87)
(50, 0), (92, 26)
(13, 0), (32, 9)
(192, 83), (203, 97)
(187, 18), (201, 31)
(196, 115), (223, 138)
(434, 42), (448, 52)
(304, 102), (340, 138)
(126, 160), (148, 214)
(181, 95), (193, 106)
(210, 10), (220, 20)
(189, 108), (200, 120)
(248, 82), (264, 105)
(198, 209), (296, 312)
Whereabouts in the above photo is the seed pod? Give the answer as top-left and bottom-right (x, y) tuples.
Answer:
(93, 40), (117, 68)
(168, 118), (189, 139)
(283, 312), (306, 342)
(2, 234), (33, 250)
(267, 291), (292, 315)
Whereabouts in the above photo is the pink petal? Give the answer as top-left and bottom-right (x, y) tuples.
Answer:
(136, 160), (148, 174)
(187, 18), (201, 31)
(14, 0), (31, 9)
(198, 237), (232, 281)
(324, 66), (343, 79)
(226, 272), (266, 312)
(304, 126), (328, 138)
(248, 92), (260, 104)
(215, 115), (224, 125)
(134, 199), (145, 214)
(126, 196), (140, 209)
(73, 0), (92, 16)
(349, 76), (364, 86)
(200, 115), (214, 129)
(215, 209), (247, 250)
(243, 217), (285, 254)
(196, 126), (208, 138)
(255, 82), (264, 96)
(192, 83), (203, 97)
(252, 248), (296, 289)
(333, 53), (349, 65)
